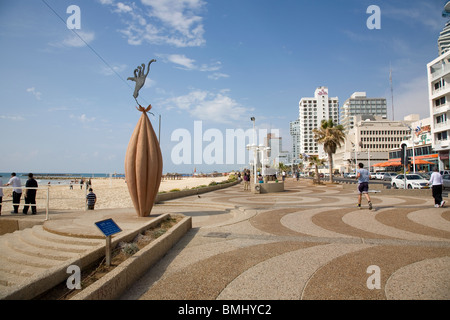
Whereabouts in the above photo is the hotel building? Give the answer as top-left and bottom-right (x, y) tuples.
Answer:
(297, 86), (339, 159)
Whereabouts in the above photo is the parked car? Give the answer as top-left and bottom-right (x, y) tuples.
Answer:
(382, 172), (398, 181)
(375, 172), (384, 180)
(391, 174), (430, 189)
(347, 172), (357, 179)
(443, 174), (450, 190)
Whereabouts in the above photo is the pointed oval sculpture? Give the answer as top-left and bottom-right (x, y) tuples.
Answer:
(125, 107), (163, 217)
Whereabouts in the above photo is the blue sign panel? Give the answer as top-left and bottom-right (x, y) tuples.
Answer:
(95, 218), (122, 237)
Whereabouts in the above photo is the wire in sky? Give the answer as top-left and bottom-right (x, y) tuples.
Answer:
(40, 0), (159, 117)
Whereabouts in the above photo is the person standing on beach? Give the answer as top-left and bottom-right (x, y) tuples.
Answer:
(23, 173), (38, 215)
(0, 175), (3, 215)
(427, 167), (445, 208)
(356, 163), (372, 210)
(86, 188), (97, 210)
(5, 172), (22, 213)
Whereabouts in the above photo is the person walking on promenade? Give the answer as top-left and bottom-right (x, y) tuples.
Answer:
(428, 167), (445, 208)
(86, 188), (97, 210)
(356, 163), (372, 210)
(23, 173), (38, 215)
(243, 170), (250, 191)
(5, 172), (22, 214)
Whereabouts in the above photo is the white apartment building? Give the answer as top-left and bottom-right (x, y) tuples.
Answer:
(298, 86), (339, 159)
(427, 49), (450, 170)
(340, 92), (387, 132)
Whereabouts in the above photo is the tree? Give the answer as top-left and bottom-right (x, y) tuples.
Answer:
(313, 119), (346, 183)
(307, 155), (325, 184)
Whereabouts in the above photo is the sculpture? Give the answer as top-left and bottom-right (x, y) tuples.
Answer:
(127, 59), (156, 103)
(125, 59), (163, 217)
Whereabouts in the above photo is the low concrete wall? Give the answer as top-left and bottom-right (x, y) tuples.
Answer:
(155, 179), (240, 202)
(70, 215), (192, 300)
(259, 182), (284, 193)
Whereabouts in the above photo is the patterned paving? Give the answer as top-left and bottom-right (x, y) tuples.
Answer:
(121, 179), (450, 300)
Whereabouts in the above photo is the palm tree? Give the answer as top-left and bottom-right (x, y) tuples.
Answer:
(307, 155), (325, 184)
(313, 119), (346, 183)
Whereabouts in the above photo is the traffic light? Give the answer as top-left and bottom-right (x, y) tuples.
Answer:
(400, 143), (409, 166)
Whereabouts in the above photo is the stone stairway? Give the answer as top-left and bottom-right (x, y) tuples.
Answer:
(0, 224), (104, 300)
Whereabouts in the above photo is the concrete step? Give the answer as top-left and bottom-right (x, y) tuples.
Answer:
(31, 225), (102, 247)
(0, 269), (34, 288)
(19, 228), (91, 254)
(5, 237), (76, 262)
(0, 243), (57, 269)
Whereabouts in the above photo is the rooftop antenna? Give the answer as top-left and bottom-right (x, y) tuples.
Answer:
(389, 63), (394, 121)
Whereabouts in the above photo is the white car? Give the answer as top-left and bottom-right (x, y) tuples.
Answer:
(375, 172), (384, 180)
(391, 174), (430, 189)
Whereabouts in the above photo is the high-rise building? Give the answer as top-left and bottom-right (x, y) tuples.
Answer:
(427, 49), (450, 170)
(427, 1), (450, 170)
(438, 2), (450, 55)
(298, 86), (339, 158)
(340, 92), (387, 132)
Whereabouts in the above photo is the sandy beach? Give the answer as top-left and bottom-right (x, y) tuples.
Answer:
(0, 176), (231, 212)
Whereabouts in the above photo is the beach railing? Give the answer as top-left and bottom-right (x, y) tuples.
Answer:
(1, 186), (50, 220)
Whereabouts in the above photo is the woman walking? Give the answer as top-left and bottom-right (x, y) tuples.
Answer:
(428, 167), (445, 208)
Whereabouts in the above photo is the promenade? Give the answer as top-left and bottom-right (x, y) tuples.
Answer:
(1, 179), (449, 300)
(121, 179), (450, 300)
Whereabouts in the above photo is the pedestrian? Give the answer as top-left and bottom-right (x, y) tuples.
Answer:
(80, 178), (84, 190)
(356, 163), (373, 210)
(428, 167), (445, 208)
(243, 170), (250, 190)
(5, 172), (22, 214)
(86, 188), (97, 210)
(0, 175), (3, 215)
(23, 173), (38, 215)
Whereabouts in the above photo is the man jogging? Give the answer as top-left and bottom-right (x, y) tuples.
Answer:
(356, 163), (373, 210)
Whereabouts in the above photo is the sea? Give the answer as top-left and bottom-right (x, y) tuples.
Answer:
(0, 172), (195, 186)
(0, 172), (125, 186)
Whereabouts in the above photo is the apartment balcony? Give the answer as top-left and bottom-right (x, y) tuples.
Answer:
(434, 139), (450, 150)
(433, 103), (450, 115)
(431, 85), (450, 99)
(430, 63), (450, 81)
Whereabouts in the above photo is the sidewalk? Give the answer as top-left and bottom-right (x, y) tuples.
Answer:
(120, 179), (450, 300)
(1, 179), (449, 300)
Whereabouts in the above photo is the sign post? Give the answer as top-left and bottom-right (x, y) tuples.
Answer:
(94, 218), (122, 266)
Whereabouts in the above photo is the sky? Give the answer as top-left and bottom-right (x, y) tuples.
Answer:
(0, 0), (446, 174)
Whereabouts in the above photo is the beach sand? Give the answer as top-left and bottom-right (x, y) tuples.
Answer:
(0, 176), (231, 212)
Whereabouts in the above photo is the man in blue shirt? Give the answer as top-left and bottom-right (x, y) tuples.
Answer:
(356, 163), (373, 210)
(86, 188), (97, 210)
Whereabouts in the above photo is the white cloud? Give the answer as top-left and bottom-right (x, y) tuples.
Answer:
(166, 54), (196, 69)
(70, 114), (96, 123)
(26, 87), (42, 100)
(101, 0), (206, 47)
(163, 90), (252, 124)
(158, 53), (225, 76)
(62, 31), (95, 48)
(208, 72), (230, 80)
(115, 2), (132, 13)
(0, 115), (25, 121)
(100, 63), (127, 76)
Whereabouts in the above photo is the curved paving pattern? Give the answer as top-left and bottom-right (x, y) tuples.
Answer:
(1, 178), (449, 300)
(122, 179), (450, 300)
